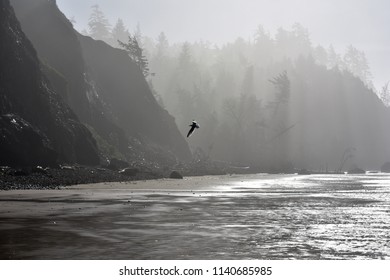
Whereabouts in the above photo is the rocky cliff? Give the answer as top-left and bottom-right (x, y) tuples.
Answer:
(78, 35), (191, 161)
(0, 0), (100, 167)
(10, 0), (191, 164)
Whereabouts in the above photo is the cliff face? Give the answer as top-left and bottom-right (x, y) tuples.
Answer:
(78, 35), (191, 161)
(10, 0), (191, 162)
(8, 0), (91, 121)
(0, 0), (99, 166)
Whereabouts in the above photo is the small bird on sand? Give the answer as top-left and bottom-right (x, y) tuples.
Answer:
(187, 120), (200, 137)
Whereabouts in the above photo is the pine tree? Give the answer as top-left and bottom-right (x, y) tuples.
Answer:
(313, 45), (328, 66)
(88, 4), (111, 42)
(134, 22), (142, 45)
(327, 45), (342, 69)
(111, 18), (129, 47)
(178, 42), (191, 69)
(343, 45), (372, 85)
(156, 32), (169, 60)
(269, 71), (290, 106)
(119, 35), (149, 77)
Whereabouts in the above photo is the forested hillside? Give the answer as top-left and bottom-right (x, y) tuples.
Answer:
(84, 12), (390, 171)
(142, 28), (390, 170)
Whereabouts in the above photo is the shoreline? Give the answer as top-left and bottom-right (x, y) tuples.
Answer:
(1, 162), (363, 191)
(1, 172), (389, 259)
(0, 162), (293, 191)
(0, 173), (277, 220)
(0, 173), (296, 217)
(1, 172), (288, 193)
(0, 165), (164, 191)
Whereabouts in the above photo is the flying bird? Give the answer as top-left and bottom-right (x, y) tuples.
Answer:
(187, 120), (200, 137)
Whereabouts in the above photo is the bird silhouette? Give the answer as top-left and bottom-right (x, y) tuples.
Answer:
(187, 120), (200, 137)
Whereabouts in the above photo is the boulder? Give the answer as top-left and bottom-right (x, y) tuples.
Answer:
(297, 169), (311, 175)
(348, 167), (366, 174)
(381, 162), (390, 173)
(170, 171), (183, 179)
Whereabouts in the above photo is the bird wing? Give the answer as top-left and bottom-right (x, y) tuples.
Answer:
(187, 126), (195, 137)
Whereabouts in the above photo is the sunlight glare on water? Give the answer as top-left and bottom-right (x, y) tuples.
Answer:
(0, 173), (389, 259)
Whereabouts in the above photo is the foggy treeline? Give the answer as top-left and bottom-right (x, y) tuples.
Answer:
(82, 5), (390, 171)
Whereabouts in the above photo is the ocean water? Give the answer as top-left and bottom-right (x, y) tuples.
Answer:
(1, 173), (389, 259)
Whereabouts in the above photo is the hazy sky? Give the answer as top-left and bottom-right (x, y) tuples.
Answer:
(57, 0), (389, 90)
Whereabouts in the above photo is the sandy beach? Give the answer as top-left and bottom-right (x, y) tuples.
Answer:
(1, 173), (389, 259)
(0, 174), (274, 218)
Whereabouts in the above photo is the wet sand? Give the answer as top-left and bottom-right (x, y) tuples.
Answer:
(0, 173), (389, 259)
(0, 174), (286, 218)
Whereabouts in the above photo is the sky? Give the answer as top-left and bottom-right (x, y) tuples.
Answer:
(57, 0), (389, 90)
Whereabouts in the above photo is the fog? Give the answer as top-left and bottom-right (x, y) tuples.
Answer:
(5, 0), (390, 265)
(57, 0), (390, 89)
(48, 0), (390, 171)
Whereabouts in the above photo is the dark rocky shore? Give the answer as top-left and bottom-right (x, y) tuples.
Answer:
(0, 158), (230, 190)
(0, 165), (164, 190)
(3, 158), (376, 191)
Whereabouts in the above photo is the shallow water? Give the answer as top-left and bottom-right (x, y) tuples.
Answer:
(1, 173), (389, 259)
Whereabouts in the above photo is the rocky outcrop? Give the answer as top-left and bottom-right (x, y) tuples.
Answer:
(9, 0), (91, 121)
(10, 0), (191, 164)
(0, 0), (100, 166)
